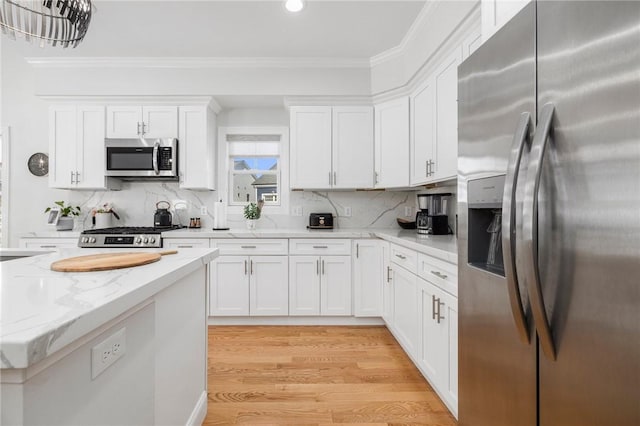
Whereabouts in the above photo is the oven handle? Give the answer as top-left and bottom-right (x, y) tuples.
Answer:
(152, 141), (160, 175)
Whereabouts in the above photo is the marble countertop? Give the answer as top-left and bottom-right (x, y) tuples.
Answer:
(162, 228), (457, 263)
(0, 248), (218, 369)
(20, 231), (81, 238)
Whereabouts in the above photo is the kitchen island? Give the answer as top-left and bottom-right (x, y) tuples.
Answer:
(0, 247), (218, 426)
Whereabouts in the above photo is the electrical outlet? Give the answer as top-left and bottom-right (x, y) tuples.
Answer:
(344, 206), (352, 217)
(91, 328), (126, 379)
(200, 206), (207, 216)
(292, 206), (303, 216)
(404, 206), (412, 217)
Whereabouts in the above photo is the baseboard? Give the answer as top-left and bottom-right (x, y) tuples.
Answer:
(185, 390), (207, 426)
(207, 316), (385, 326)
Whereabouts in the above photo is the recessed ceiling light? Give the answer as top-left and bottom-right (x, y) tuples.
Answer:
(285, 0), (305, 13)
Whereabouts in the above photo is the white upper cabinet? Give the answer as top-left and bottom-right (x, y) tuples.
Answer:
(433, 48), (463, 181)
(178, 105), (216, 190)
(290, 105), (374, 189)
(290, 106), (332, 188)
(49, 105), (117, 190)
(410, 47), (463, 186)
(106, 106), (178, 139)
(410, 78), (436, 186)
(332, 107), (374, 189)
(374, 97), (410, 188)
(481, 0), (531, 43)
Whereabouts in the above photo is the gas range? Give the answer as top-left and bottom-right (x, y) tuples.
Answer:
(78, 226), (182, 248)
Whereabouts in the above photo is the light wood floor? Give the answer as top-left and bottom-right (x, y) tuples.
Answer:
(204, 326), (457, 425)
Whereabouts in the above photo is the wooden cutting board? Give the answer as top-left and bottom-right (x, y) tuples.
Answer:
(51, 250), (178, 272)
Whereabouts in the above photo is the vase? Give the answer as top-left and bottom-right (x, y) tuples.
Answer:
(246, 219), (257, 230)
(94, 213), (113, 229)
(56, 216), (74, 231)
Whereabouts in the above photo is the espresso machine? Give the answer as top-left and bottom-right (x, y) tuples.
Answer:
(416, 193), (452, 235)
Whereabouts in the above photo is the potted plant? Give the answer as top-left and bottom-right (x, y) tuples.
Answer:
(91, 203), (120, 229)
(243, 200), (264, 230)
(45, 201), (80, 231)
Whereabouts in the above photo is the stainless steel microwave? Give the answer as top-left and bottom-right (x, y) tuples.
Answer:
(105, 138), (178, 179)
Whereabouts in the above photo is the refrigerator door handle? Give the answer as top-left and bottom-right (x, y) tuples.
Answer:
(503, 111), (532, 344)
(523, 103), (556, 360)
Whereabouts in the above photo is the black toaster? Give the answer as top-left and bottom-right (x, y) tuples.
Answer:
(308, 213), (334, 229)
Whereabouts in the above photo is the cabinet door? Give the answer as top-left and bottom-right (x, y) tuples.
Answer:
(410, 78), (436, 186)
(143, 106), (178, 139)
(353, 240), (384, 317)
(289, 256), (321, 315)
(382, 243), (394, 325)
(332, 106), (374, 189)
(249, 256), (289, 316)
(374, 98), (410, 188)
(209, 256), (249, 316)
(106, 106), (142, 138)
(444, 289), (458, 414)
(433, 48), (463, 181)
(392, 265), (419, 357)
(289, 107), (332, 189)
(419, 279), (446, 385)
(49, 105), (77, 189)
(75, 106), (106, 189)
(320, 256), (352, 316)
(179, 106), (215, 190)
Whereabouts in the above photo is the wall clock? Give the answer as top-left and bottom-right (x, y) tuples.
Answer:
(27, 152), (49, 177)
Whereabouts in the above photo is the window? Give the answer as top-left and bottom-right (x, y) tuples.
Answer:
(230, 156), (279, 205)
(219, 127), (289, 215)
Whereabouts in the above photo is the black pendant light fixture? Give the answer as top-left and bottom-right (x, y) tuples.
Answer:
(0, 0), (92, 48)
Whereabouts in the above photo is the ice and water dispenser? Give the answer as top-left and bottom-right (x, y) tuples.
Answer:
(467, 175), (506, 275)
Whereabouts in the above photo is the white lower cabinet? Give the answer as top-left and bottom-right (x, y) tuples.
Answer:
(289, 255), (351, 316)
(382, 242), (393, 325)
(390, 264), (419, 358)
(163, 238), (210, 249)
(418, 277), (458, 416)
(209, 255), (288, 316)
(353, 240), (385, 317)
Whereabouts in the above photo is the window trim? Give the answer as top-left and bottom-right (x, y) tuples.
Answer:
(218, 126), (290, 216)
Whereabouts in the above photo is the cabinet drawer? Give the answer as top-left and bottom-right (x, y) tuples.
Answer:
(19, 238), (78, 249)
(418, 253), (457, 297)
(289, 239), (351, 256)
(212, 239), (288, 255)
(163, 239), (210, 249)
(390, 243), (418, 274)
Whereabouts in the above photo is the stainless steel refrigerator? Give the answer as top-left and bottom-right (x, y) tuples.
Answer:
(457, 1), (640, 425)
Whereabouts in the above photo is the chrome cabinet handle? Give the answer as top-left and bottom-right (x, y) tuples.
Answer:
(432, 295), (437, 320)
(39, 245), (57, 248)
(356, 243), (359, 259)
(374, 171), (379, 184)
(250, 260), (254, 275)
(436, 298), (444, 324)
(329, 171), (332, 185)
(503, 111), (532, 344)
(244, 259), (248, 275)
(177, 245), (193, 248)
(430, 270), (448, 280)
(241, 245), (256, 249)
(316, 259), (320, 275)
(395, 253), (406, 260)
(137, 122), (142, 135)
(75, 171), (80, 183)
(313, 245), (328, 249)
(387, 266), (392, 282)
(70, 171), (74, 184)
(425, 160), (429, 177)
(142, 122), (147, 135)
(333, 171), (337, 185)
(522, 103), (556, 361)
(322, 259), (325, 275)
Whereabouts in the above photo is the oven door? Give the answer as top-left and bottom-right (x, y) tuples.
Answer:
(105, 138), (177, 178)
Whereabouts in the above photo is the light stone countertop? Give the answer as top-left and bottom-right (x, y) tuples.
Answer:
(0, 248), (218, 369)
(162, 228), (458, 263)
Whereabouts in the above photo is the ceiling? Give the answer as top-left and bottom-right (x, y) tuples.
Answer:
(17, 0), (426, 59)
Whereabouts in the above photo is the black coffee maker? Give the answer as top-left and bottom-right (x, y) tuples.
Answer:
(416, 193), (452, 235)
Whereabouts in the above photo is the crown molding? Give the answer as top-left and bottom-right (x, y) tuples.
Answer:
(283, 96), (373, 108)
(37, 95), (222, 112)
(369, 1), (437, 67)
(24, 56), (371, 69)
